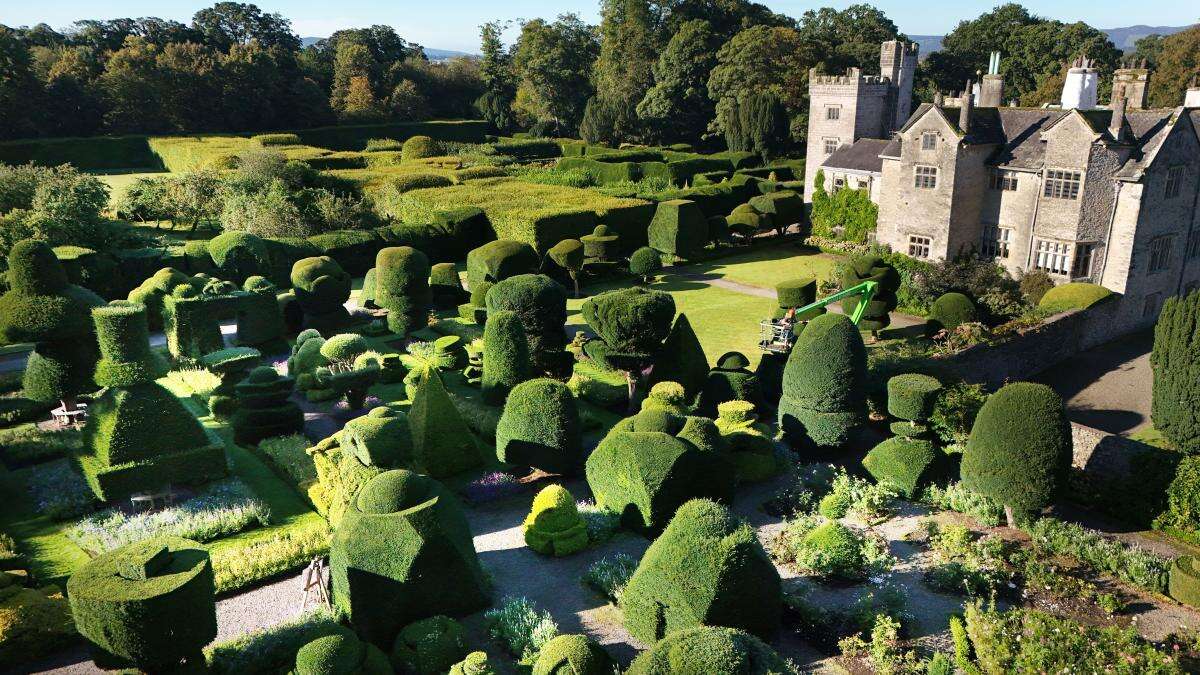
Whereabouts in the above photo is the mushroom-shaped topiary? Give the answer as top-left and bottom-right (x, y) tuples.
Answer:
(715, 400), (779, 482)
(887, 373), (942, 438)
(482, 310), (532, 405)
(960, 382), (1071, 526)
(294, 633), (392, 675)
(67, 536), (216, 672)
(531, 633), (615, 675)
(390, 615), (468, 675)
(629, 246), (662, 284)
(928, 292), (978, 333)
(330, 470), (489, 645)
(320, 333), (369, 365)
(548, 239), (585, 297)
(485, 274), (569, 372)
(774, 277), (823, 321)
(839, 254), (900, 332)
(376, 246), (431, 338)
(778, 313), (868, 450)
(646, 313), (708, 399)
(696, 351), (763, 418)
(620, 499), (781, 642)
(230, 365), (303, 444)
(581, 286), (675, 403)
(408, 370), (480, 477)
(626, 626), (788, 675)
(291, 256), (353, 335)
(496, 378), (581, 475)
(451, 651), (497, 675)
(523, 484), (589, 556)
(580, 224), (619, 261)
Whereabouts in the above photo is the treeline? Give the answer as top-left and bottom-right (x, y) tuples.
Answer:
(0, 2), (483, 140)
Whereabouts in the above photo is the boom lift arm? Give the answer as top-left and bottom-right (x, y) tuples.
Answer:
(759, 281), (879, 353)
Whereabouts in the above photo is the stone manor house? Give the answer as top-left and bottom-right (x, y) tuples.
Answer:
(805, 41), (1200, 331)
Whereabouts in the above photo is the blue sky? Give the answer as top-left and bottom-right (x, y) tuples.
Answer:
(3, 1), (1195, 52)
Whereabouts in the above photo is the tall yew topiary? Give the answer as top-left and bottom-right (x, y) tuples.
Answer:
(496, 378), (581, 475)
(481, 310), (532, 404)
(581, 286), (676, 406)
(484, 274), (568, 372)
(960, 382), (1071, 526)
(1152, 291), (1200, 453)
(777, 313), (868, 450)
(376, 246), (432, 338)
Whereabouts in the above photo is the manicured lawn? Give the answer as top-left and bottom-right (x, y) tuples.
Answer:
(692, 244), (843, 290)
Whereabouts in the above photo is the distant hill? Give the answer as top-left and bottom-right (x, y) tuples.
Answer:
(299, 37), (475, 61)
(909, 24), (1191, 59)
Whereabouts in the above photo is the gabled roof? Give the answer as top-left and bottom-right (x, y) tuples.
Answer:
(819, 138), (890, 174)
(1114, 109), (1181, 180)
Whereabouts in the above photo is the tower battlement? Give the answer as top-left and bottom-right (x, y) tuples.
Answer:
(808, 68), (891, 88)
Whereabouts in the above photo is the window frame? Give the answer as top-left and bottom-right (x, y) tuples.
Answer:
(1166, 165), (1185, 200)
(1043, 169), (1082, 200)
(1148, 235), (1174, 274)
(823, 137), (840, 155)
(825, 105), (841, 121)
(1032, 238), (1072, 275)
(1072, 243), (1097, 278)
(1186, 230), (1200, 260)
(980, 224), (1012, 259)
(921, 132), (938, 151)
(914, 165), (938, 189)
(908, 235), (932, 259)
(989, 169), (1019, 191)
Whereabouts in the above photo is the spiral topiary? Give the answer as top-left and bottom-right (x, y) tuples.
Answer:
(376, 246), (431, 338)
(496, 378), (581, 475)
(523, 484), (589, 556)
(839, 254), (900, 332)
(531, 633), (615, 675)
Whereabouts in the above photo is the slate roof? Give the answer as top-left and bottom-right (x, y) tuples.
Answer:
(819, 138), (890, 174)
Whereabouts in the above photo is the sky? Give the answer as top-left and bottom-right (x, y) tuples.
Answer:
(2, 1), (1196, 53)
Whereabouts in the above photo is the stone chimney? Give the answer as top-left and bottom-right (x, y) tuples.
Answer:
(1112, 62), (1149, 109)
(980, 51), (1004, 107)
(1109, 95), (1128, 143)
(1187, 77), (1200, 108)
(959, 80), (974, 133)
(1061, 56), (1099, 110)
(933, 91), (944, 107)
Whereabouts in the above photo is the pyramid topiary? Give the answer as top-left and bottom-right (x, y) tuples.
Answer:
(291, 256), (353, 335)
(482, 310), (532, 405)
(839, 254), (900, 332)
(77, 302), (226, 501)
(0, 240), (101, 408)
(523, 484), (589, 556)
(929, 292), (977, 332)
(230, 366), (303, 444)
(485, 274), (568, 371)
(391, 615), (468, 675)
(862, 437), (940, 498)
(376, 246), (432, 338)
(294, 633), (391, 675)
(620, 499), (781, 642)
(696, 351), (763, 417)
(626, 626), (788, 675)
(430, 262), (467, 309)
(531, 634), (615, 675)
(646, 313), (709, 399)
(330, 470), (489, 645)
(408, 370), (480, 477)
(715, 400), (779, 482)
(67, 536), (216, 672)
(777, 313), (868, 450)
(960, 382), (1071, 524)
(496, 378), (581, 475)
(236, 275), (288, 354)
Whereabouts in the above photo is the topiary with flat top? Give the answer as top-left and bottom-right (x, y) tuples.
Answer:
(330, 469), (489, 645)
(408, 370), (480, 477)
(862, 436), (940, 498)
(291, 256), (353, 335)
(777, 313), (868, 450)
(646, 313), (709, 399)
(237, 275), (288, 354)
(887, 373), (942, 437)
(482, 310), (532, 405)
(294, 633), (391, 675)
(581, 287), (675, 370)
(485, 274), (568, 372)
(839, 254), (900, 332)
(620, 499), (781, 643)
(391, 615), (468, 675)
(580, 224), (619, 261)
(626, 625), (788, 675)
(774, 277), (823, 321)
(67, 536), (216, 672)
(532, 633), (615, 675)
(929, 292), (977, 332)
(1169, 556), (1200, 608)
(376, 246), (431, 338)
(648, 199), (708, 261)
(523, 484), (589, 556)
(960, 382), (1070, 525)
(340, 405), (412, 469)
(466, 240), (539, 307)
(496, 378), (581, 475)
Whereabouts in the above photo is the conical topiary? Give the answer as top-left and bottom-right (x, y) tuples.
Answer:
(777, 313), (867, 450)
(408, 370), (480, 477)
(646, 313), (709, 399)
(620, 499), (781, 643)
(481, 309), (531, 404)
(376, 246), (432, 338)
(496, 378), (581, 475)
(523, 484), (589, 556)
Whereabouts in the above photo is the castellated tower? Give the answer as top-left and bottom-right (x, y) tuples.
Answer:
(879, 40), (918, 130)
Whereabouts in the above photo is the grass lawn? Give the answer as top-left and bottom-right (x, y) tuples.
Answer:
(693, 244), (843, 290)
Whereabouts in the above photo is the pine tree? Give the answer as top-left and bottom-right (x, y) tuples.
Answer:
(1152, 290), (1200, 452)
(589, 0), (658, 143)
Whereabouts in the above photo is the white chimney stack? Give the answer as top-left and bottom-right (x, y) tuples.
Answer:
(1061, 56), (1099, 110)
(1186, 77), (1200, 108)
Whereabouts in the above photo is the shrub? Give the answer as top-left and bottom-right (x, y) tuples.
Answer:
(648, 199), (708, 260)
(582, 553), (638, 603)
(207, 231), (270, 284)
(1152, 290), (1200, 453)
(697, 352), (762, 417)
(402, 135), (443, 161)
(330, 470), (488, 645)
(715, 401), (778, 481)
(646, 313), (709, 399)
(496, 378), (581, 475)
(430, 262), (466, 308)
(629, 246), (662, 283)
(450, 651), (497, 675)
(485, 596), (560, 664)
(0, 578), (76, 667)
(840, 254), (900, 332)
(532, 634), (614, 675)
(1019, 269), (1054, 304)
(776, 277), (819, 315)
(482, 310), (532, 404)
(294, 633), (391, 675)
(747, 191), (803, 235)
(580, 224), (620, 261)
(774, 518), (894, 581)
(862, 437), (940, 498)
(253, 133), (300, 146)
(466, 240), (539, 305)
(391, 615), (468, 675)
(1038, 282), (1112, 314)
(1170, 556), (1200, 607)
(778, 313), (868, 450)
(641, 381), (690, 416)
(237, 276), (287, 353)
(1026, 517), (1169, 594)
(485, 274), (569, 371)
(887, 374), (942, 425)
(547, 238), (585, 296)
(408, 371), (480, 477)
(204, 606), (350, 675)
(929, 292), (977, 332)
(290, 256), (352, 335)
(0, 424), (81, 468)
(523, 484), (589, 556)
(67, 536), (216, 671)
(961, 382), (1071, 523)
(930, 381), (987, 445)
(621, 499), (780, 642)
(375, 246), (431, 337)
(581, 286), (675, 360)
(626, 626), (789, 675)
(230, 367), (302, 445)
(389, 173), (453, 193)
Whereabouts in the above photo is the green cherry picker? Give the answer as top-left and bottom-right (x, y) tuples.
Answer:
(759, 280), (879, 354)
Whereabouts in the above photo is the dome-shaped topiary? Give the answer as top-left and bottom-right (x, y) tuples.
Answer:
(1038, 282), (1113, 314)
(961, 382), (1071, 522)
(67, 536), (216, 672)
(320, 333), (369, 363)
(376, 246), (432, 337)
(450, 651), (497, 675)
(629, 246), (662, 282)
(207, 231), (269, 284)
(531, 633), (615, 675)
(496, 378), (581, 475)
(340, 405), (412, 469)
(294, 633), (392, 675)
(641, 381), (689, 416)
(626, 625), (789, 675)
(482, 310), (532, 404)
(801, 521), (863, 578)
(620, 499), (781, 642)
(929, 292), (978, 332)
(862, 436), (940, 498)
(523, 484), (589, 556)
(390, 615), (468, 675)
(291, 256), (352, 335)
(402, 135), (443, 162)
(485, 274), (568, 371)
(778, 313), (868, 450)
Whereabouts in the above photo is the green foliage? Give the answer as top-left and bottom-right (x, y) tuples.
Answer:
(204, 607), (351, 675)
(648, 199), (708, 260)
(1152, 291), (1200, 453)
(430, 262), (466, 308)
(647, 313), (709, 399)
(402, 135), (443, 161)
(92, 303), (167, 388)
(862, 437), (940, 499)
(497, 378), (581, 475)
(482, 310), (532, 404)
(1169, 556), (1200, 607)
(929, 381), (987, 445)
(375, 246), (431, 337)
(887, 374), (942, 424)
(840, 254), (900, 332)
(621, 499), (780, 642)
(231, 367), (302, 445)
(294, 633), (392, 675)
(67, 536), (216, 671)
(466, 239), (539, 305)
(409, 371), (480, 477)
(451, 651), (498, 675)
(581, 286), (675, 360)
(721, 92), (789, 159)
(484, 596), (560, 664)
(810, 172), (878, 243)
(291, 256), (352, 334)
(636, 20), (722, 144)
(778, 313), (868, 450)
(207, 231), (270, 284)
(330, 470), (488, 645)
(253, 133), (301, 146)
(961, 382), (1071, 516)
(392, 615), (468, 675)
(1026, 517), (1169, 595)
(485, 274), (568, 371)
(626, 625), (789, 675)
(0, 576), (75, 668)
(580, 224), (621, 260)
(774, 517), (894, 581)
(747, 191), (803, 236)
(532, 633), (615, 675)
(628, 246), (662, 282)
(929, 292), (978, 332)
(523, 484), (589, 557)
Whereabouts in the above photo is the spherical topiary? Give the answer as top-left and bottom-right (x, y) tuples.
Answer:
(496, 378), (581, 475)
(778, 313), (868, 450)
(862, 436), (940, 498)
(928, 292), (978, 332)
(402, 135), (442, 162)
(886, 374), (942, 424)
(620, 499), (781, 642)
(320, 333), (369, 363)
(330, 470), (488, 645)
(485, 274), (568, 371)
(294, 633), (391, 675)
(430, 262), (466, 309)
(523, 484), (589, 556)
(450, 651), (497, 675)
(581, 286), (675, 363)
(207, 231), (269, 283)
(961, 382), (1071, 520)
(629, 246), (662, 282)
(376, 246), (432, 337)
(1038, 282), (1113, 314)
(67, 536), (216, 671)
(839, 254), (900, 332)
(626, 626), (788, 675)
(291, 256), (352, 335)
(531, 633), (615, 675)
(408, 370), (480, 477)
(391, 615), (468, 675)
(482, 310), (532, 405)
